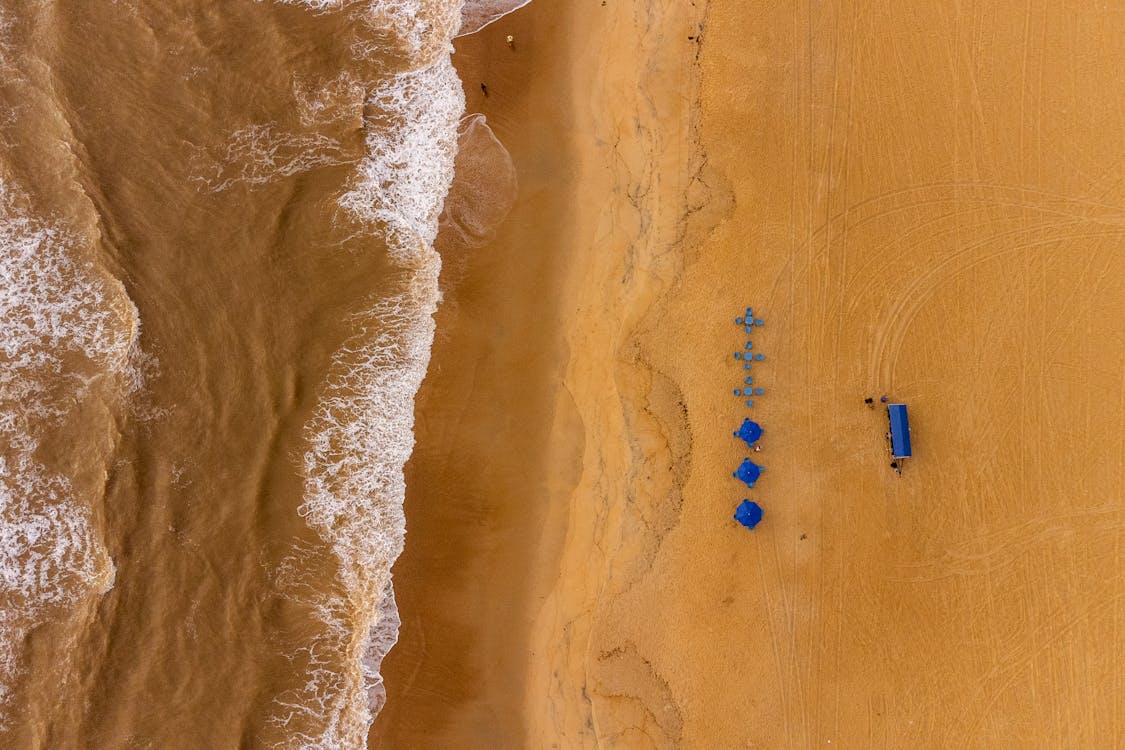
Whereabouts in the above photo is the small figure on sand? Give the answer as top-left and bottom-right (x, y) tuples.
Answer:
(753, 445), (762, 452)
(506, 34), (515, 49)
(880, 395), (889, 403)
(480, 82), (489, 97)
(864, 396), (874, 409)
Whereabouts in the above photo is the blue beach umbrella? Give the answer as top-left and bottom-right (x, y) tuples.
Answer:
(733, 458), (763, 487)
(734, 500), (763, 529)
(733, 418), (762, 446)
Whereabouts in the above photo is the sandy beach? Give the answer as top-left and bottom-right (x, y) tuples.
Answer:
(377, 0), (1125, 747)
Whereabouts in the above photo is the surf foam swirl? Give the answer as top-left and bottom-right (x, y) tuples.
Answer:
(0, 183), (139, 718)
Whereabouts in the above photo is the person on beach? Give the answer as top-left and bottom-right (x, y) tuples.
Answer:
(480, 82), (489, 97)
(864, 397), (874, 408)
(880, 395), (888, 403)
(506, 35), (515, 48)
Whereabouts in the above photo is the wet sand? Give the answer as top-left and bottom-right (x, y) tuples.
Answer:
(380, 0), (1125, 747)
(371, 2), (584, 747)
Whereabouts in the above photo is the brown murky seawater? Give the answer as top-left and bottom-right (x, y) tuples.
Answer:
(0, 1), (518, 747)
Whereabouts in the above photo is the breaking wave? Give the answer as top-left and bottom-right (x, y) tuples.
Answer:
(266, 3), (464, 747)
(260, 0), (529, 745)
(0, 182), (140, 721)
(339, 56), (464, 258)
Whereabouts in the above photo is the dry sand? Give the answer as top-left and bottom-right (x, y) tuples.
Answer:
(378, 0), (1125, 747)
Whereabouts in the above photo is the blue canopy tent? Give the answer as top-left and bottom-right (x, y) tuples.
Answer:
(733, 418), (762, 447)
(734, 500), (763, 529)
(887, 403), (912, 458)
(733, 458), (763, 487)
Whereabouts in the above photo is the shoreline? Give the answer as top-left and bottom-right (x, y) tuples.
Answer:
(370, 2), (586, 746)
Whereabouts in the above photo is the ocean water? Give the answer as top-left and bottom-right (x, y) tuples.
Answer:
(0, 0), (524, 746)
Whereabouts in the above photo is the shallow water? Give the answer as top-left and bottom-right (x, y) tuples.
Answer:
(0, 0), (520, 746)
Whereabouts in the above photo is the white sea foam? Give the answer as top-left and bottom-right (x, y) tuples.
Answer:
(258, 0), (531, 743)
(292, 74), (367, 131)
(0, 183), (139, 718)
(339, 55), (464, 259)
(265, 0), (462, 64)
(0, 10), (13, 72)
(194, 124), (355, 192)
(267, 14), (464, 750)
(271, 252), (442, 749)
(265, 0), (345, 11)
(457, 0), (533, 36)
(192, 74), (367, 192)
(351, 0), (463, 64)
(266, 0), (528, 39)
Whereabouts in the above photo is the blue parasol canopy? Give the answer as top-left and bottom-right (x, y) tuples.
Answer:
(734, 500), (763, 529)
(733, 418), (762, 446)
(733, 458), (763, 487)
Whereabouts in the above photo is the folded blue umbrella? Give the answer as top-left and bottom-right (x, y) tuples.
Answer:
(734, 500), (763, 529)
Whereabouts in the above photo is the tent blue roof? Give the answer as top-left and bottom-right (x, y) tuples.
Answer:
(733, 418), (763, 446)
(888, 403), (912, 458)
(734, 500), (763, 529)
(733, 458), (762, 487)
